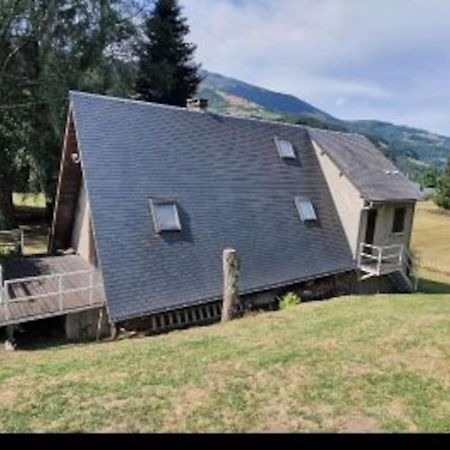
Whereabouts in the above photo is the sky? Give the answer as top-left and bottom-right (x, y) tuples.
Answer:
(181, 0), (450, 136)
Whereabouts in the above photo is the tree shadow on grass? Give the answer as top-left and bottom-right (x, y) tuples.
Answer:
(418, 277), (450, 294)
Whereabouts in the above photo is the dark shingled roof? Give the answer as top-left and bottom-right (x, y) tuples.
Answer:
(308, 128), (422, 202)
(70, 92), (354, 322)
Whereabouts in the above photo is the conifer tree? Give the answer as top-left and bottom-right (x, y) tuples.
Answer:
(135, 0), (201, 106)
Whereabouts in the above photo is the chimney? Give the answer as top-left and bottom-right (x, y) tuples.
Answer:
(186, 98), (208, 112)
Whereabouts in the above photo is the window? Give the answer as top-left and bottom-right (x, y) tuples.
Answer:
(275, 136), (296, 159)
(149, 198), (181, 232)
(295, 197), (317, 222)
(392, 207), (406, 233)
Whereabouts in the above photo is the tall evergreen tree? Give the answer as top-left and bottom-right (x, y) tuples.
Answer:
(135, 0), (202, 106)
(435, 156), (450, 210)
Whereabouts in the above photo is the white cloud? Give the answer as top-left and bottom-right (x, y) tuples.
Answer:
(180, 0), (450, 135)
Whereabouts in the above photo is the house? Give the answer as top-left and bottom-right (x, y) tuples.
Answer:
(0, 92), (422, 341)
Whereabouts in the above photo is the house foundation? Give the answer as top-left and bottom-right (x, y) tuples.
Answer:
(65, 307), (111, 341)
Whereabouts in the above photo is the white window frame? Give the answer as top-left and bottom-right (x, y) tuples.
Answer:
(149, 197), (182, 233)
(274, 136), (296, 159)
(295, 197), (317, 222)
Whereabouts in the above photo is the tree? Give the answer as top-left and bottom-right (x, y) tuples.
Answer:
(435, 156), (450, 210)
(135, 0), (202, 106)
(420, 167), (439, 189)
(0, 1), (143, 227)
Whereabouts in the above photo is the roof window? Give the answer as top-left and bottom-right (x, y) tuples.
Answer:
(295, 197), (317, 222)
(149, 198), (181, 232)
(275, 136), (296, 159)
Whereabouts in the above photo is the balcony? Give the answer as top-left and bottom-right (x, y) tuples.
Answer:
(0, 255), (105, 327)
(357, 243), (419, 292)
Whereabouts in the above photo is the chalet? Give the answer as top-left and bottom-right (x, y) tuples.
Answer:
(0, 92), (422, 342)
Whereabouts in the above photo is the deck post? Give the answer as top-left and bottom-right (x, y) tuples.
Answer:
(398, 245), (404, 270)
(221, 248), (240, 322)
(96, 308), (104, 341)
(377, 247), (382, 275)
(4, 325), (16, 351)
(110, 322), (119, 340)
(357, 242), (363, 268)
(20, 229), (25, 255)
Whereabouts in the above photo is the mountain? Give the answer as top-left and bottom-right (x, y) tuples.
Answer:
(198, 70), (450, 177)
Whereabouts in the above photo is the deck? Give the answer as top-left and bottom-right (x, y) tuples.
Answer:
(357, 242), (419, 291)
(0, 255), (105, 327)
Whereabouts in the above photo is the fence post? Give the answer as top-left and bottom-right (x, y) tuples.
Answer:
(58, 274), (63, 311)
(221, 248), (240, 322)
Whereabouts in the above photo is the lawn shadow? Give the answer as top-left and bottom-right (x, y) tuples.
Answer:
(418, 277), (450, 294)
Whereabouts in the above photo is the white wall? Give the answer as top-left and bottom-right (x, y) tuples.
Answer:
(372, 203), (415, 249)
(312, 140), (365, 257)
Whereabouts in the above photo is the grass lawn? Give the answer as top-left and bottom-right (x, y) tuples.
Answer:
(0, 294), (449, 432)
(0, 198), (449, 432)
(12, 193), (49, 255)
(412, 201), (450, 276)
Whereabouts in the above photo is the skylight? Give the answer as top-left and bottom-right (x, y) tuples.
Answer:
(149, 198), (181, 232)
(295, 197), (317, 222)
(275, 137), (296, 159)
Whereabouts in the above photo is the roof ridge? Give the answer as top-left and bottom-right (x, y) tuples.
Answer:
(69, 90), (369, 137)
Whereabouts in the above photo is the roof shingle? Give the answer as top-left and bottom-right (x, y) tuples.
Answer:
(70, 92), (355, 322)
(308, 128), (422, 202)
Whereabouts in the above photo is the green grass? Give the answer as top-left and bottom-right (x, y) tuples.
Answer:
(412, 201), (450, 276)
(11, 193), (48, 255)
(0, 198), (449, 432)
(0, 294), (449, 432)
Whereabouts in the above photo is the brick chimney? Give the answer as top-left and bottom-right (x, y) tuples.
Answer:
(186, 98), (208, 112)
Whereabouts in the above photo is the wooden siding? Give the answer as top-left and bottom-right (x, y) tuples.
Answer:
(50, 113), (82, 251)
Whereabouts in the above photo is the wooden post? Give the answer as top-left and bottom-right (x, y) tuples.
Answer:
(20, 229), (24, 255)
(5, 325), (16, 352)
(221, 248), (240, 322)
(110, 322), (119, 340)
(96, 308), (104, 341)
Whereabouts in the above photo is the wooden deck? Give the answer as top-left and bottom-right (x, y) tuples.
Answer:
(0, 255), (105, 327)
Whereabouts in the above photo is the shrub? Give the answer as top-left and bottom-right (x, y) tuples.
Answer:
(435, 156), (450, 210)
(279, 292), (301, 310)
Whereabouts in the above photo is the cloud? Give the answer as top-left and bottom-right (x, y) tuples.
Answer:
(180, 0), (450, 135)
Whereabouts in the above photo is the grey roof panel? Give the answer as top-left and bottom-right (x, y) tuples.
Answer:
(70, 92), (355, 322)
(308, 128), (422, 202)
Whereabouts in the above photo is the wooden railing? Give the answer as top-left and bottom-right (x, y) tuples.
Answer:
(358, 243), (404, 274)
(0, 269), (104, 325)
(357, 242), (419, 291)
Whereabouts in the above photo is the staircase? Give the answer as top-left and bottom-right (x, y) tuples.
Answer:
(387, 271), (414, 293)
(358, 243), (419, 293)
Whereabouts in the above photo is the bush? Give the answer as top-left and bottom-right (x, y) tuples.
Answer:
(435, 157), (450, 210)
(279, 292), (301, 310)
